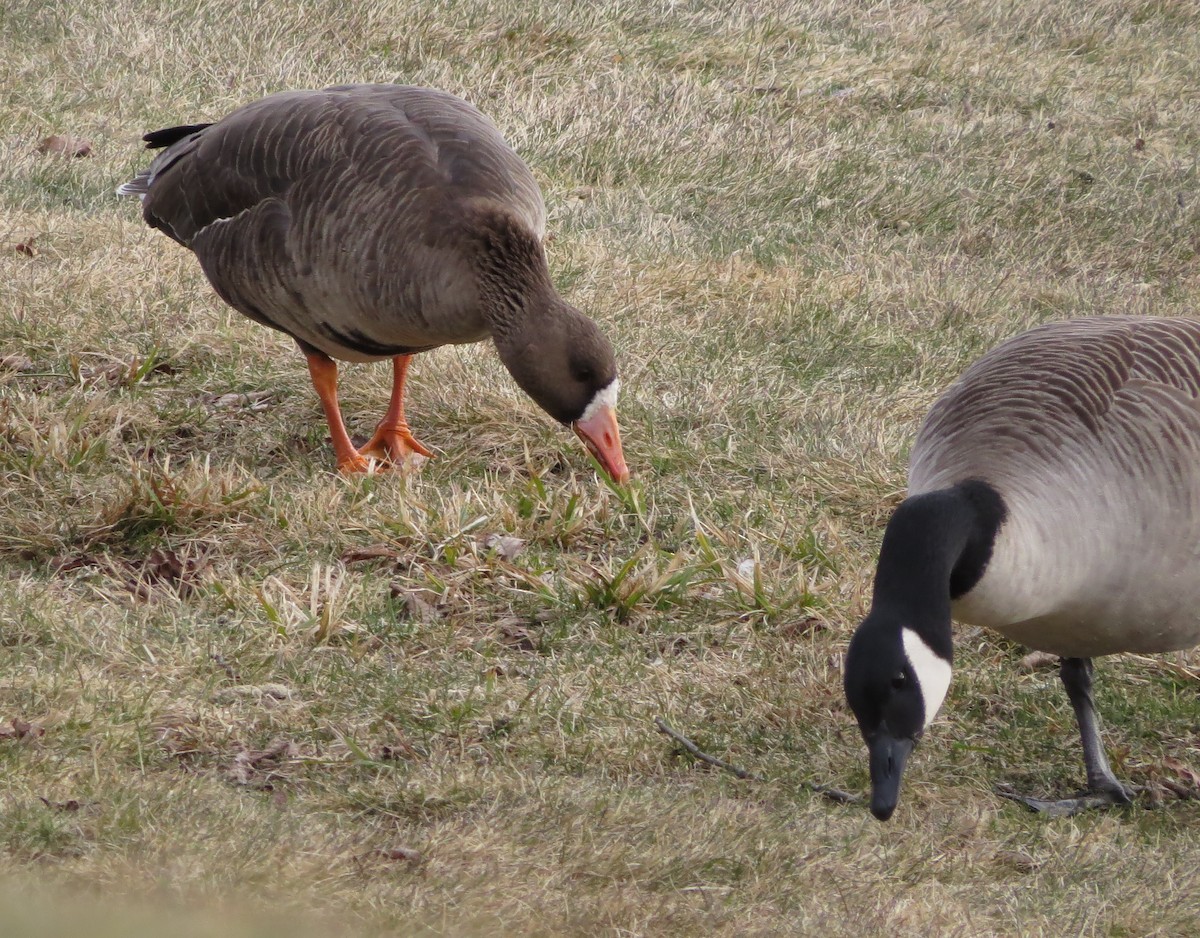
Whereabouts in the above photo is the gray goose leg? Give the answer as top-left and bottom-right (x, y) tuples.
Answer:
(999, 657), (1134, 817)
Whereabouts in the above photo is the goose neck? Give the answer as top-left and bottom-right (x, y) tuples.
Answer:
(466, 212), (555, 338)
(870, 480), (1006, 646)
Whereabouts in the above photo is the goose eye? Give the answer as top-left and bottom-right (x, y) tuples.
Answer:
(891, 672), (907, 690)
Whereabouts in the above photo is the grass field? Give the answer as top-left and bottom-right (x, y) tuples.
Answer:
(4, 0), (1200, 934)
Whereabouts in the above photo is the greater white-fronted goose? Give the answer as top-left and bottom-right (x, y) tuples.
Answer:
(118, 84), (629, 482)
(843, 316), (1200, 819)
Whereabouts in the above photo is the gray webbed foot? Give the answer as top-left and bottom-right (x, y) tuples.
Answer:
(996, 781), (1134, 818)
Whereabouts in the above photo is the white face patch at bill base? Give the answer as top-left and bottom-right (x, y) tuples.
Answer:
(902, 627), (952, 728)
(578, 378), (620, 424)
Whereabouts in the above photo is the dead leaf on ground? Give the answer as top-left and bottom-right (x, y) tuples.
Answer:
(774, 616), (826, 639)
(225, 738), (298, 787)
(654, 635), (692, 658)
(496, 619), (539, 652)
(213, 683), (294, 704)
(141, 358), (177, 378)
(38, 798), (88, 812)
(154, 709), (209, 762)
(379, 846), (423, 864)
(37, 134), (92, 157)
(85, 362), (130, 385)
(341, 544), (402, 565)
(0, 354), (35, 373)
(1160, 756), (1200, 791)
(391, 588), (440, 623)
(378, 737), (420, 762)
(1019, 650), (1059, 670)
(210, 652), (239, 680)
(208, 390), (278, 411)
(127, 547), (208, 600)
(1159, 778), (1200, 801)
(993, 849), (1040, 873)
(79, 356), (175, 388)
(49, 553), (97, 575)
(479, 533), (525, 561)
(355, 845), (425, 868)
(0, 718), (45, 741)
(14, 238), (37, 257)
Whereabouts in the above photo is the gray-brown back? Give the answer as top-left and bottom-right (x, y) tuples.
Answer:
(137, 84), (548, 361)
(910, 316), (1200, 655)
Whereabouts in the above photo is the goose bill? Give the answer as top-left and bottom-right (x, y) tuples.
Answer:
(868, 734), (914, 822)
(572, 404), (630, 484)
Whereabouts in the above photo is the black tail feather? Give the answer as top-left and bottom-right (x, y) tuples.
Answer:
(143, 123), (212, 149)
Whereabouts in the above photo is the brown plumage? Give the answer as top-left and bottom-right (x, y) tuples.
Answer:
(119, 84), (629, 481)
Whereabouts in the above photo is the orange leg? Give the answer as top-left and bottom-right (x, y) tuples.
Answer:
(304, 352), (371, 473)
(358, 354), (433, 465)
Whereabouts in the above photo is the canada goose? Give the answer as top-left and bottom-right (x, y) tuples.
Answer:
(118, 84), (629, 482)
(843, 316), (1200, 820)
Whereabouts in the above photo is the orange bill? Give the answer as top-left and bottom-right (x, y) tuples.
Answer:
(572, 404), (630, 484)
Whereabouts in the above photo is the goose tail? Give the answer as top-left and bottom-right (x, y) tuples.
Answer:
(115, 174), (151, 198)
(116, 122), (213, 199)
(141, 122), (212, 149)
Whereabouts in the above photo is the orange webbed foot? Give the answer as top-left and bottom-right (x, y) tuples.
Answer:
(354, 422), (433, 469)
(336, 452), (376, 474)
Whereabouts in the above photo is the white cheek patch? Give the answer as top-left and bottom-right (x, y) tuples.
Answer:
(578, 378), (620, 423)
(902, 627), (952, 729)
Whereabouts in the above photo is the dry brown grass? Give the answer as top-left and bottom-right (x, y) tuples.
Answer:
(5, 0), (1200, 934)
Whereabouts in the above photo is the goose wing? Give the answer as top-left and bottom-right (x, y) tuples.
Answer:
(136, 85), (545, 246)
(910, 316), (1200, 494)
(126, 85), (547, 357)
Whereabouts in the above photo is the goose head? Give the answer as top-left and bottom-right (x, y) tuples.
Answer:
(844, 618), (952, 821)
(493, 300), (629, 484)
(843, 482), (1003, 819)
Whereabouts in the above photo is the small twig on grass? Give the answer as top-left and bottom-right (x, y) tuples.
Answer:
(654, 716), (764, 781)
(652, 716), (861, 804)
(808, 783), (860, 804)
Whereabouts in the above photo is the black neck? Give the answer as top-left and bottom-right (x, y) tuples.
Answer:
(870, 480), (1006, 655)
